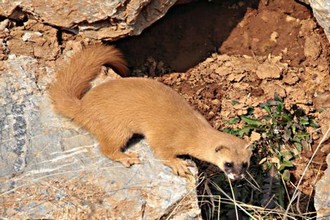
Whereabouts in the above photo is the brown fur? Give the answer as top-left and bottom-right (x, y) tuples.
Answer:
(48, 45), (252, 180)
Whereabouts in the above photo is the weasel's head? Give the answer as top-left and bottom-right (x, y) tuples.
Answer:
(211, 135), (252, 181)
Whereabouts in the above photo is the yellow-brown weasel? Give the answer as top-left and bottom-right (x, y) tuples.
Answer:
(48, 45), (252, 180)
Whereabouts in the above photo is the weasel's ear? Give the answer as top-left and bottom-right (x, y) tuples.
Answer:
(215, 145), (229, 153)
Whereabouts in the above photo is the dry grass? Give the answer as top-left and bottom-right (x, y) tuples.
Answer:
(196, 127), (329, 219)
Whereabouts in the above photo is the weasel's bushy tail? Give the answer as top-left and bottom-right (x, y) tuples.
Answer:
(48, 44), (128, 119)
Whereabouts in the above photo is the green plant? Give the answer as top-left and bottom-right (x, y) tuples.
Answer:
(200, 94), (319, 219)
(224, 94), (318, 181)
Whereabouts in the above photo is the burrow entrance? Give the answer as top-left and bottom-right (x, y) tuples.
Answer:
(116, 0), (310, 75)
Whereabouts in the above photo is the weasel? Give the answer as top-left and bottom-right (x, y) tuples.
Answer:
(48, 45), (252, 180)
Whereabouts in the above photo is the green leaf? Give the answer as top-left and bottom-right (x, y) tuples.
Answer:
(281, 150), (294, 161)
(281, 113), (292, 123)
(299, 116), (310, 125)
(294, 131), (310, 142)
(276, 102), (284, 113)
(223, 127), (236, 135)
(294, 142), (302, 152)
(309, 119), (319, 128)
(282, 170), (291, 182)
(278, 160), (294, 171)
(261, 104), (272, 115)
(292, 124), (297, 134)
(238, 127), (252, 137)
(241, 115), (262, 126)
(225, 117), (240, 125)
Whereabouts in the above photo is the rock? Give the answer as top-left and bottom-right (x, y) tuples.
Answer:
(297, 0), (330, 43)
(227, 73), (245, 82)
(256, 61), (283, 79)
(315, 154), (330, 219)
(313, 92), (330, 110)
(0, 54), (201, 219)
(7, 20), (60, 60)
(283, 70), (300, 85)
(296, 0), (310, 4)
(214, 66), (231, 76)
(260, 81), (286, 98)
(0, 0), (178, 41)
(304, 35), (322, 60)
(285, 88), (309, 104)
(0, 19), (10, 31)
(309, 0), (330, 42)
(270, 31), (279, 42)
(318, 109), (330, 142)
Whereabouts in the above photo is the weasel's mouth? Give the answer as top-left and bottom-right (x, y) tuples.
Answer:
(227, 173), (245, 181)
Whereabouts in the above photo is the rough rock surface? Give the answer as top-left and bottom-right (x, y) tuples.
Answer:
(297, 0), (330, 42)
(315, 154), (330, 220)
(309, 0), (330, 42)
(0, 54), (200, 219)
(0, 0), (177, 40)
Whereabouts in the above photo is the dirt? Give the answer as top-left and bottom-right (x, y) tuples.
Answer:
(116, 0), (259, 72)
(1, 0), (329, 217)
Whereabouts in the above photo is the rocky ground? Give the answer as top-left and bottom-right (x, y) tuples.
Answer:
(1, 0), (329, 218)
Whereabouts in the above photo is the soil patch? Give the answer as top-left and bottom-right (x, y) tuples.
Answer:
(116, 0), (259, 72)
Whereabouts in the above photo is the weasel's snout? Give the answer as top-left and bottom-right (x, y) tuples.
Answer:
(226, 172), (245, 181)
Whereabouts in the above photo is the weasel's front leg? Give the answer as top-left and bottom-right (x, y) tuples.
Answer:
(163, 158), (192, 177)
(150, 143), (193, 178)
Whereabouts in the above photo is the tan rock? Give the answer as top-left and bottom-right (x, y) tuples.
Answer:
(261, 81), (286, 98)
(319, 109), (330, 142)
(283, 70), (300, 85)
(0, 0), (178, 41)
(313, 92), (330, 109)
(256, 59), (286, 80)
(304, 35), (322, 60)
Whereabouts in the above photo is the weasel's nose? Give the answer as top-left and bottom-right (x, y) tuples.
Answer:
(227, 173), (245, 181)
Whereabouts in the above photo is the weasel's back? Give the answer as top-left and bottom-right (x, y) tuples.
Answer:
(79, 77), (208, 133)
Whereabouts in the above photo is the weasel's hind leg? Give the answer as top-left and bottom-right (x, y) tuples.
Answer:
(98, 133), (141, 167)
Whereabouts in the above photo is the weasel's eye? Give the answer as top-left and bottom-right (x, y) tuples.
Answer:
(225, 162), (233, 168)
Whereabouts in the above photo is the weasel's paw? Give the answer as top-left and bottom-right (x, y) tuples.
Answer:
(119, 152), (141, 167)
(166, 159), (192, 178)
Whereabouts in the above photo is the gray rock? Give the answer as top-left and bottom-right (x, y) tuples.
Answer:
(297, 0), (330, 43)
(0, 54), (201, 219)
(309, 0), (330, 43)
(315, 154), (330, 220)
